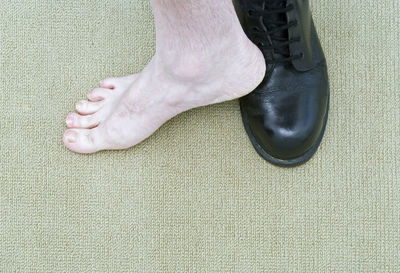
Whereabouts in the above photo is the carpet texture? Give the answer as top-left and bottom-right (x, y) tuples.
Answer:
(1, 1), (399, 272)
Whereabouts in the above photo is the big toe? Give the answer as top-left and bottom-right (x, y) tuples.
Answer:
(63, 128), (103, 154)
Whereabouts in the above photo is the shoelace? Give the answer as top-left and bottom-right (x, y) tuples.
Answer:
(246, 0), (303, 63)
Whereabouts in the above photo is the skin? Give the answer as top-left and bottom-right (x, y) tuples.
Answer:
(63, 0), (266, 153)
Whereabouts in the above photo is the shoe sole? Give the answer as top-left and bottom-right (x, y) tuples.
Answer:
(240, 89), (330, 167)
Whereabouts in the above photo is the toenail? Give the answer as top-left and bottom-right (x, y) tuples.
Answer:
(77, 100), (85, 107)
(66, 116), (74, 127)
(65, 131), (78, 143)
(88, 94), (98, 101)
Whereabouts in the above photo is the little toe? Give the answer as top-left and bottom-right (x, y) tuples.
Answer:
(63, 128), (103, 154)
(100, 78), (118, 89)
(100, 74), (138, 89)
(88, 88), (111, 102)
(76, 100), (104, 115)
(66, 112), (100, 129)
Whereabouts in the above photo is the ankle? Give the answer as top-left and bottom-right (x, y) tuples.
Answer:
(154, 32), (258, 82)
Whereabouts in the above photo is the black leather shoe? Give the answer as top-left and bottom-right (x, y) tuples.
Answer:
(235, 0), (330, 166)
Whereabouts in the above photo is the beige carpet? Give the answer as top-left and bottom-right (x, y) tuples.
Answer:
(1, 1), (399, 272)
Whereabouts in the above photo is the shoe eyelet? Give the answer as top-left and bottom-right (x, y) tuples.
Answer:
(247, 9), (255, 16)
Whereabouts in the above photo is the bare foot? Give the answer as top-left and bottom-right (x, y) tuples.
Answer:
(63, 0), (266, 154)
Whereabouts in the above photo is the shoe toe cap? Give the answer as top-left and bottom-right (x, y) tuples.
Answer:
(242, 93), (328, 162)
(255, 121), (318, 160)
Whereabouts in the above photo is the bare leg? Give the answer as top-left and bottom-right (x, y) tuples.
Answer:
(63, 0), (265, 153)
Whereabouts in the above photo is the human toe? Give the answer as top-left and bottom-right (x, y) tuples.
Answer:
(63, 128), (103, 154)
(66, 112), (100, 129)
(75, 100), (104, 115)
